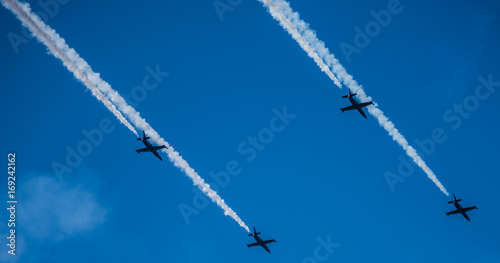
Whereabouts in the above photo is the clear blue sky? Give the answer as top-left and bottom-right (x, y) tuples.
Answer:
(1, 0), (499, 262)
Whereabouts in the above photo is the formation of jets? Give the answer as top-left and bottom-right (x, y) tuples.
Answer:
(240, 194), (478, 255)
(133, 130), (280, 252)
(336, 90), (480, 223)
(133, 92), (477, 255)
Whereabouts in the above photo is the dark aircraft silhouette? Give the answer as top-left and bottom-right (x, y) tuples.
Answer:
(446, 194), (477, 221)
(135, 131), (168, 161)
(246, 227), (276, 253)
(340, 88), (374, 119)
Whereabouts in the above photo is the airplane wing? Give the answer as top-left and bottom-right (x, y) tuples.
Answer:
(246, 242), (260, 247)
(357, 108), (368, 119)
(152, 145), (167, 150)
(340, 105), (356, 112)
(262, 239), (276, 244)
(152, 150), (163, 161)
(463, 206), (477, 212)
(358, 102), (373, 108)
(136, 148), (150, 153)
(263, 245), (271, 253)
(463, 213), (471, 221)
(446, 210), (460, 215)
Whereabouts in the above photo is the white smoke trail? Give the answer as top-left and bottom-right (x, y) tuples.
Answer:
(254, 2), (341, 86)
(2, 0), (250, 231)
(259, 0), (449, 196)
(0, 0), (138, 137)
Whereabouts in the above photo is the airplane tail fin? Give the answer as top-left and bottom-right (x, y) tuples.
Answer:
(137, 131), (150, 141)
(448, 194), (462, 203)
(248, 227), (261, 236)
(342, 89), (357, 98)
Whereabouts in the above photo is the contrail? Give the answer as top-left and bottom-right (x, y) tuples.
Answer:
(258, 0), (449, 196)
(2, 0), (250, 231)
(0, 0), (137, 136)
(253, 1), (341, 87)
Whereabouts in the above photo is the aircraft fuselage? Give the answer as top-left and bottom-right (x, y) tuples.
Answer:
(142, 139), (162, 160)
(348, 97), (360, 108)
(142, 139), (154, 150)
(348, 97), (367, 118)
(452, 202), (471, 221)
(252, 235), (271, 253)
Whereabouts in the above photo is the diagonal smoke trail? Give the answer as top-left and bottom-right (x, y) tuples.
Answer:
(254, 2), (341, 87)
(0, 0), (137, 136)
(258, 0), (449, 196)
(3, 0), (250, 231)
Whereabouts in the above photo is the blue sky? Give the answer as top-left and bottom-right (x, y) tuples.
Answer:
(1, 0), (499, 262)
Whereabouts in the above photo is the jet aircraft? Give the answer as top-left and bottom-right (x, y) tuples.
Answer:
(446, 194), (477, 221)
(135, 131), (168, 161)
(246, 227), (276, 253)
(340, 88), (374, 119)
